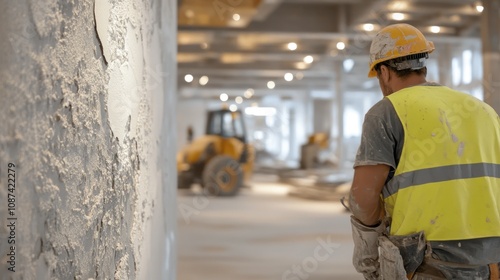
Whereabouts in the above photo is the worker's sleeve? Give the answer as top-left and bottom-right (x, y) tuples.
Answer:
(354, 99), (401, 169)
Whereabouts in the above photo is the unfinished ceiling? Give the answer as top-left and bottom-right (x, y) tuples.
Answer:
(177, 0), (484, 98)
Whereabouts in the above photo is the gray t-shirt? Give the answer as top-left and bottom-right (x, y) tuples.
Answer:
(354, 84), (500, 265)
(354, 97), (403, 182)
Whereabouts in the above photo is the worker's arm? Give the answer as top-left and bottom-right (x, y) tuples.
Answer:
(349, 164), (390, 226)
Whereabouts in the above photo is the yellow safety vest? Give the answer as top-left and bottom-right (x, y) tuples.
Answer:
(385, 85), (500, 241)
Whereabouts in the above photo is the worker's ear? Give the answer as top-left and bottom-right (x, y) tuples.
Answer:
(379, 64), (392, 83)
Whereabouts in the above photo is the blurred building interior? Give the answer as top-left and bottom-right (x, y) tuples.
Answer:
(176, 0), (492, 169)
(175, 1), (499, 278)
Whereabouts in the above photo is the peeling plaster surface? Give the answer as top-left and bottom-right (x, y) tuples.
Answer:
(0, 0), (176, 279)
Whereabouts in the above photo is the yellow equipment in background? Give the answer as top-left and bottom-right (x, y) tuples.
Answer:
(299, 132), (333, 169)
(177, 109), (254, 196)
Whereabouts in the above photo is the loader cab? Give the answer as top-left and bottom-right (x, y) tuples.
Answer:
(206, 109), (247, 143)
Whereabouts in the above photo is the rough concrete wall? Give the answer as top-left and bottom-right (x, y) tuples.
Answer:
(0, 0), (176, 279)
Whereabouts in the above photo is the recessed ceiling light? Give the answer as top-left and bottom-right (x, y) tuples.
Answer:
(303, 55), (314, 64)
(450, 15), (461, 23)
(476, 4), (484, 12)
(235, 96), (243, 104)
(336, 42), (346, 50)
(220, 93), (228, 102)
(343, 59), (355, 72)
(295, 62), (308, 70)
(390, 1), (409, 10)
(244, 107), (276, 117)
(284, 73), (294, 82)
(363, 23), (374, 31)
(244, 88), (254, 98)
(295, 72), (304, 80)
(199, 76), (209, 85)
(391, 13), (405, 21)
(184, 74), (193, 83)
(232, 14), (241, 21)
(185, 9), (194, 18)
(287, 42), (297, 51)
(229, 104), (238, 112)
(267, 81), (275, 89)
(430, 26), (441, 33)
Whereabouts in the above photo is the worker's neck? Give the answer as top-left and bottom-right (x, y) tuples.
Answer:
(392, 75), (427, 93)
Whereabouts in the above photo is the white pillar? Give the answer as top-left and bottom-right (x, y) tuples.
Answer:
(334, 61), (345, 167)
(438, 43), (454, 86)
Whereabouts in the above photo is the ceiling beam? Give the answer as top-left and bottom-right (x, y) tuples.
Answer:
(178, 30), (368, 41)
(177, 68), (336, 77)
(252, 0), (284, 21)
(286, 0), (363, 3)
(348, 0), (389, 27)
(180, 3), (341, 33)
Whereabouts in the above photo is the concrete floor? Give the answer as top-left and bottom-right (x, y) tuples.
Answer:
(177, 174), (363, 280)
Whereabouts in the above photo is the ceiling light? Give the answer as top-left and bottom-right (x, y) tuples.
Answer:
(295, 72), (304, 80)
(476, 4), (484, 13)
(229, 104), (238, 112)
(244, 88), (254, 98)
(430, 26), (441, 33)
(235, 96), (243, 104)
(303, 55), (314, 64)
(245, 107), (277, 117)
(363, 23), (374, 32)
(391, 13), (405, 21)
(389, 1), (409, 10)
(343, 59), (355, 72)
(295, 62), (308, 70)
(185, 9), (194, 18)
(284, 73), (294, 82)
(287, 42), (297, 51)
(267, 81), (275, 89)
(184, 74), (193, 83)
(199, 76), (209, 86)
(232, 14), (241, 21)
(220, 93), (228, 102)
(336, 42), (346, 50)
(449, 15), (461, 23)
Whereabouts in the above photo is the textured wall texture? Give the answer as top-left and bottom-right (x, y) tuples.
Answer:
(0, 0), (176, 279)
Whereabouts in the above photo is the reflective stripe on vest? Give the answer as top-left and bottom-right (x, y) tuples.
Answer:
(385, 85), (500, 240)
(383, 163), (500, 198)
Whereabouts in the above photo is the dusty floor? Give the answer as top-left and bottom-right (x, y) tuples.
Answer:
(177, 174), (363, 280)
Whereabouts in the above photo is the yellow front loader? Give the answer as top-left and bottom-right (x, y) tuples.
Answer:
(177, 109), (254, 196)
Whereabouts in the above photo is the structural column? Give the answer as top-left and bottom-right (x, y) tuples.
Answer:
(313, 98), (333, 133)
(481, 0), (500, 113)
(438, 43), (454, 86)
(335, 5), (346, 167)
(333, 61), (345, 167)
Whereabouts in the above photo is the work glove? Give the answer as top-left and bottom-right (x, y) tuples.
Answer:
(378, 235), (407, 279)
(350, 215), (386, 280)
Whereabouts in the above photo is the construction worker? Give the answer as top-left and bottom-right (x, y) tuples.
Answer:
(348, 23), (500, 279)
